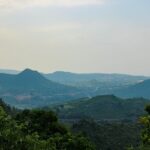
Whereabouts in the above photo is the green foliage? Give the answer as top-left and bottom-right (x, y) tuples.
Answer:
(72, 119), (142, 150)
(15, 109), (67, 139)
(0, 98), (19, 116)
(139, 105), (150, 149)
(145, 105), (150, 115)
(129, 105), (150, 150)
(0, 100), (95, 150)
(53, 95), (150, 120)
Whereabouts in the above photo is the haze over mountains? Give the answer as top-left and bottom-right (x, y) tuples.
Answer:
(0, 69), (83, 108)
(0, 68), (150, 108)
(116, 79), (150, 99)
(45, 71), (149, 96)
(45, 71), (147, 86)
(0, 69), (20, 74)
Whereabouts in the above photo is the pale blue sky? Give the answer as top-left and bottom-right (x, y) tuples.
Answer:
(0, 0), (150, 75)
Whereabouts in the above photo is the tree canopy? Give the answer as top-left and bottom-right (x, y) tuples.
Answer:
(0, 100), (95, 150)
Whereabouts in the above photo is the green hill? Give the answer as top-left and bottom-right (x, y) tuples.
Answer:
(52, 95), (150, 120)
(0, 100), (94, 150)
(72, 120), (142, 150)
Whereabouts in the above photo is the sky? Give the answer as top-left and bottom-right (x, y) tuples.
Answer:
(0, 0), (150, 75)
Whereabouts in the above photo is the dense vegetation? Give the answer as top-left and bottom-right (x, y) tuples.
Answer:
(1, 98), (150, 150)
(52, 95), (150, 120)
(134, 105), (150, 150)
(71, 105), (150, 150)
(72, 120), (142, 150)
(0, 100), (95, 150)
(0, 98), (19, 116)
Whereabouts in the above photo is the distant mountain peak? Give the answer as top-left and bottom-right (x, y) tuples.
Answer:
(53, 71), (74, 75)
(17, 69), (44, 80)
(19, 68), (39, 75)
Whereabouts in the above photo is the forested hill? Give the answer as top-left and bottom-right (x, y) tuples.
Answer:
(0, 99), (94, 150)
(51, 95), (150, 120)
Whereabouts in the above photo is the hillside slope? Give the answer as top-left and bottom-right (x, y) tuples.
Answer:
(45, 71), (149, 96)
(52, 95), (150, 120)
(116, 79), (150, 99)
(0, 69), (82, 108)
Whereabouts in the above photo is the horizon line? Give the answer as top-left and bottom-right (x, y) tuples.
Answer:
(0, 68), (149, 77)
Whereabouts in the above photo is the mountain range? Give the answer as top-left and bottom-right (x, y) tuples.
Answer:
(115, 79), (150, 99)
(45, 71), (147, 87)
(45, 71), (150, 99)
(0, 69), (83, 108)
(0, 69), (150, 108)
(45, 71), (149, 95)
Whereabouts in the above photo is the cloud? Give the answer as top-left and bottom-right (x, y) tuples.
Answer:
(0, 0), (106, 10)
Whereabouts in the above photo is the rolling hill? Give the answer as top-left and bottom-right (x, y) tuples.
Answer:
(45, 71), (148, 86)
(45, 71), (149, 96)
(1, 69), (150, 108)
(51, 95), (150, 120)
(116, 79), (150, 99)
(0, 69), (83, 108)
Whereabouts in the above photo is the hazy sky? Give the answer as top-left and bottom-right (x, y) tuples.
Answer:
(0, 0), (150, 75)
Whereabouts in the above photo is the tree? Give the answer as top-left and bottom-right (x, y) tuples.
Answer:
(15, 109), (68, 139)
(0, 103), (95, 150)
(139, 105), (150, 150)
